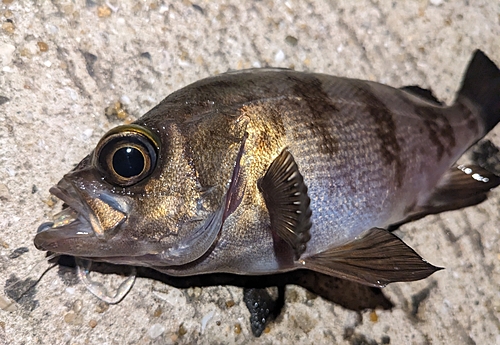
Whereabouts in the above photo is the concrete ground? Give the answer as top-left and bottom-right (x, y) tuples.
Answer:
(1, 0), (499, 344)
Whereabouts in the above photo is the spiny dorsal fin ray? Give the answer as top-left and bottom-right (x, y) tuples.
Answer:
(258, 149), (312, 259)
(300, 228), (441, 288)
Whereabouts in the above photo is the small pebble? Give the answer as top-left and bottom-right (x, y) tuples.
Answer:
(0, 295), (17, 312)
(140, 52), (151, 60)
(0, 183), (10, 201)
(120, 95), (131, 105)
(114, 102), (128, 120)
(201, 310), (215, 333)
(153, 306), (162, 317)
(148, 323), (165, 339)
(274, 50), (285, 63)
(72, 299), (83, 313)
(45, 195), (57, 207)
(192, 4), (204, 14)
(47, 24), (58, 34)
(63, 311), (76, 324)
(37, 41), (49, 52)
(97, 5), (112, 18)
(178, 323), (187, 336)
(0, 96), (9, 105)
(234, 323), (241, 334)
(186, 286), (202, 298)
(0, 42), (15, 65)
(66, 87), (78, 101)
(83, 128), (94, 139)
(88, 319), (98, 328)
(2, 22), (15, 34)
(369, 311), (378, 322)
(225, 300), (235, 308)
(285, 35), (298, 46)
(105, 102), (129, 121)
(8, 247), (29, 259)
(95, 301), (109, 313)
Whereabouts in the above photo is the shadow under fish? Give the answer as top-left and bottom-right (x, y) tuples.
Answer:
(45, 255), (393, 336)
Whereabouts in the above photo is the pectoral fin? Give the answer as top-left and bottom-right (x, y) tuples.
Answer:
(258, 149), (312, 259)
(300, 228), (441, 288)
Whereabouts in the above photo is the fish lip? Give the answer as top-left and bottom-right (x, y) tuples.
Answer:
(33, 216), (93, 251)
(48, 180), (90, 222)
(34, 178), (96, 251)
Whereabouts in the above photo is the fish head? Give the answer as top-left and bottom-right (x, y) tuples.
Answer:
(35, 113), (248, 267)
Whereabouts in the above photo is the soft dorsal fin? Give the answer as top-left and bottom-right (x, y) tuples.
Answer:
(300, 228), (441, 288)
(426, 164), (500, 206)
(400, 85), (443, 105)
(389, 163), (500, 231)
(258, 149), (312, 259)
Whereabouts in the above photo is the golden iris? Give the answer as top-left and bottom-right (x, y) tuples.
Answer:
(94, 125), (159, 186)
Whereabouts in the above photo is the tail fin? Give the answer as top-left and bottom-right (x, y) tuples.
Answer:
(457, 50), (500, 133)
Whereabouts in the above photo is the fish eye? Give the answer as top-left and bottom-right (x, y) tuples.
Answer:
(94, 125), (159, 186)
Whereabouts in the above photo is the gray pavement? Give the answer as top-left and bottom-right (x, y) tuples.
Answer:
(0, 1), (499, 344)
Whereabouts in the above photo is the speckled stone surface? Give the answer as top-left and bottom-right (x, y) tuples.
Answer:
(1, 1), (499, 344)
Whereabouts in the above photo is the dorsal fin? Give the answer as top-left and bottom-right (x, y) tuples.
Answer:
(300, 228), (441, 288)
(258, 149), (312, 259)
(400, 85), (443, 105)
(427, 164), (500, 205)
(389, 163), (500, 231)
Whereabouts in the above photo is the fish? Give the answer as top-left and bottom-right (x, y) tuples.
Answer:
(35, 50), (500, 290)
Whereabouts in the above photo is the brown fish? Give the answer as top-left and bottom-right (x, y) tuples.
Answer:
(35, 50), (500, 288)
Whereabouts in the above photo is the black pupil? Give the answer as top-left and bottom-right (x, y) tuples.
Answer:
(112, 146), (144, 178)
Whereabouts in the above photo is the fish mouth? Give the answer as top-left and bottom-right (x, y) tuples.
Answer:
(34, 179), (95, 252)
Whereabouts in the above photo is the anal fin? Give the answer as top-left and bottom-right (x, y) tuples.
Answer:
(300, 228), (441, 288)
(258, 149), (312, 259)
